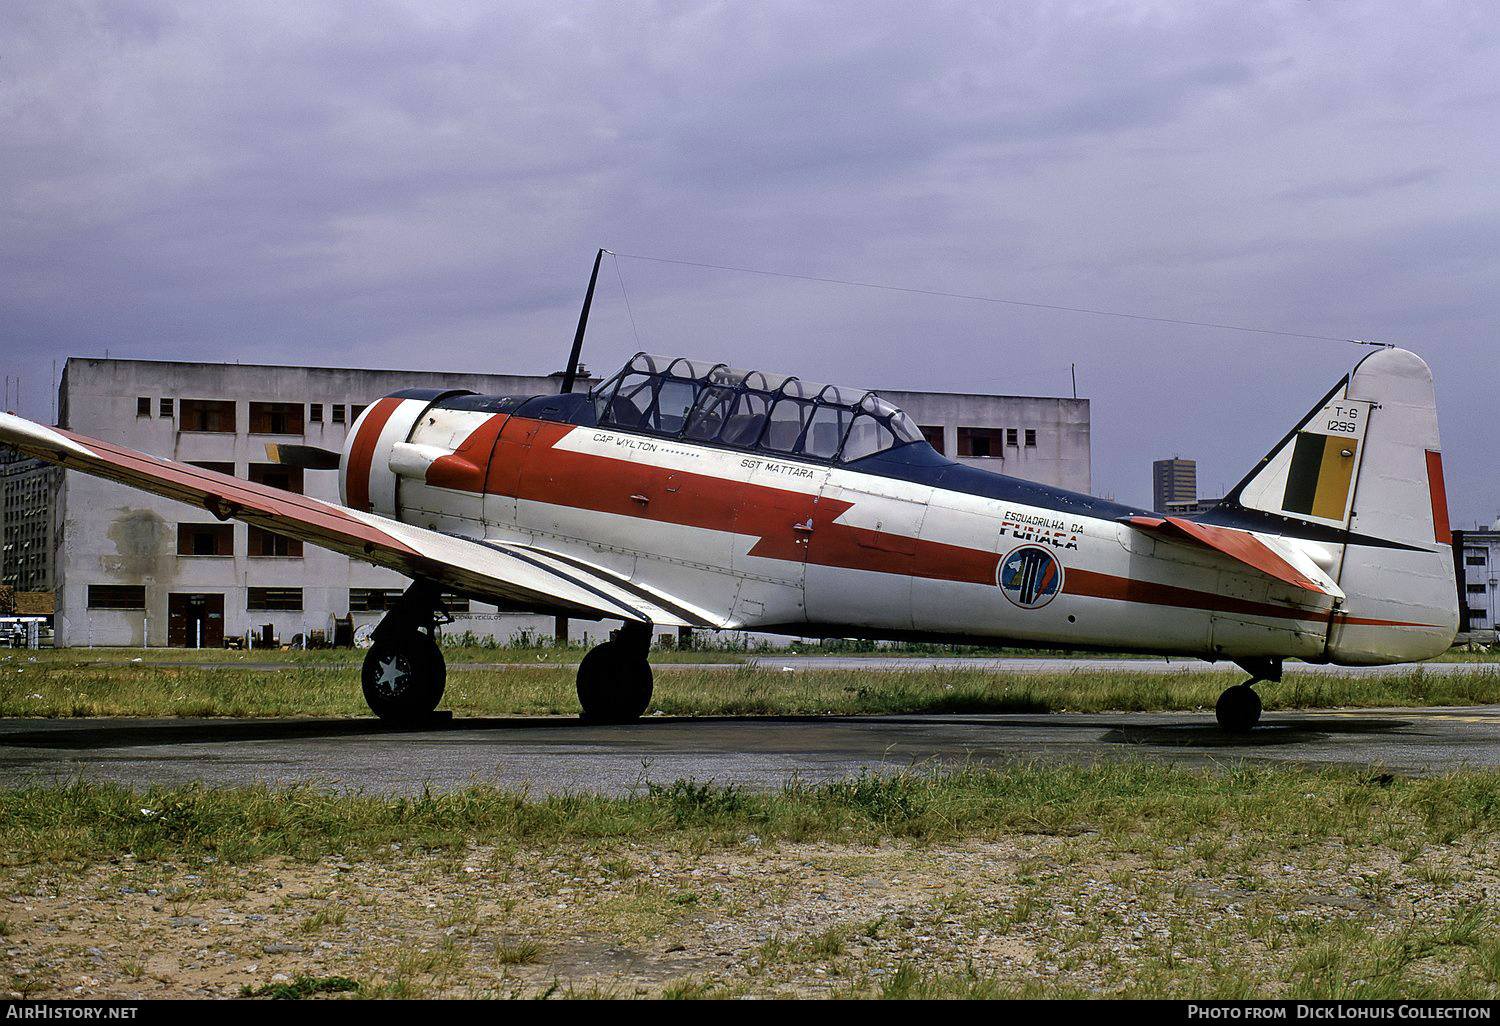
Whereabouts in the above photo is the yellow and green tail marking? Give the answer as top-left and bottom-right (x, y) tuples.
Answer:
(1283, 432), (1358, 520)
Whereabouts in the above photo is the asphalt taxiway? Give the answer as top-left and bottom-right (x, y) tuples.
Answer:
(3, 705), (1497, 795)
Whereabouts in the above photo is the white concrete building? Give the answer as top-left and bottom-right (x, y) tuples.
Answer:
(1456, 522), (1500, 642)
(47, 356), (1090, 647)
(882, 388), (1090, 494)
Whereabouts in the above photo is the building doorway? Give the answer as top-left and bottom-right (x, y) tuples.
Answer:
(168, 593), (224, 648)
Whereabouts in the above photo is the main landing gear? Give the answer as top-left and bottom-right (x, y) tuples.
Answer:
(361, 580), (450, 724)
(576, 621), (654, 723)
(1215, 657), (1281, 733)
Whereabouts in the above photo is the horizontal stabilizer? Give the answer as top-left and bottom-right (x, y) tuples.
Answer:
(1124, 515), (1341, 597)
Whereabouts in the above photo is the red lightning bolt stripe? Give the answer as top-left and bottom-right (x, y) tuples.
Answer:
(432, 416), (1001, 585)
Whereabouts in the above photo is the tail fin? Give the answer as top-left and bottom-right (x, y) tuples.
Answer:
(1208, 347), (1458, 663)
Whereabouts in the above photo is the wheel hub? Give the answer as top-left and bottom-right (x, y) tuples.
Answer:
(373, 653), (413, 697)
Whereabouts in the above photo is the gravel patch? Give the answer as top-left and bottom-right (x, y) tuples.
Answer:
(5, 832), (1497, 999)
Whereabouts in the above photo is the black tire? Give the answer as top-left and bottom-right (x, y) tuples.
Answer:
(576, 640), (654, 723)
(1215, 685), (1262, 733)
(361, 632), (446, 723)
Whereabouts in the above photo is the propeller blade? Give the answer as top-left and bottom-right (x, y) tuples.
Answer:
(264, 443), (341, 470)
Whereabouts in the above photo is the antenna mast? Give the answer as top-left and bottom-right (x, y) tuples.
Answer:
(560, 248), (607, 394)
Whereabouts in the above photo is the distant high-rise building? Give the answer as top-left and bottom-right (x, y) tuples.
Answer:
(1, 446), (60, 593)
(1153, 457), (1197, 513)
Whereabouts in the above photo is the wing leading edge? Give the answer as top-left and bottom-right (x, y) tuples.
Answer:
(0, 412), (718, 629)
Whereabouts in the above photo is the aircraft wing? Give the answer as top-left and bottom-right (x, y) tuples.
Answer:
(0, 412), (718, 628)
(1123, 515), (1344, 599)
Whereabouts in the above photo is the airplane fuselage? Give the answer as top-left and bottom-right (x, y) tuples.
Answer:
(346, 389), (1359, 664)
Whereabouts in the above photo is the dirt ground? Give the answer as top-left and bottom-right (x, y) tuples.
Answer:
(5, 831), (1497, 999)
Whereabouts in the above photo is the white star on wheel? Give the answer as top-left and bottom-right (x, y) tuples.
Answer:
(377, 655), (406, 692)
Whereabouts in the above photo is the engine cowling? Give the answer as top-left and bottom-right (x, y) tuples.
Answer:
(339, 388), (474, 517)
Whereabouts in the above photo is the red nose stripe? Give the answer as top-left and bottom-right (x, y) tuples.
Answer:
(346, 397), (403, 513)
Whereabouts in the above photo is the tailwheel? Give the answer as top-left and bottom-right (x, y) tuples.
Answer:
(1215, 684), (1262, 732)
(360, 579), (449, 723)
(576, 622), (654, 723)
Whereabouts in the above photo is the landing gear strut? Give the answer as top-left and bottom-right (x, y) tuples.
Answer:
(361, 580), (450, 723)
(1215, 657), (1280, 733)
(576, 621), (654, 723)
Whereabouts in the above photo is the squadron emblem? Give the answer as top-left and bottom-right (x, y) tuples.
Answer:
(998, 545), (1063, 610)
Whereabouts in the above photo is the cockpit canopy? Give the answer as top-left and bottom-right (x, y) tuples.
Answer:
(590, 353), (925, 463)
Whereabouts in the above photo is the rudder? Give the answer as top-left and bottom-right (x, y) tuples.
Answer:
(1324, 347), (1457, 662)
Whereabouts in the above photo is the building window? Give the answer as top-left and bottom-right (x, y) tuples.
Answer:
(1466, 551), (1487, 566)
(1469, 611), (1490, 625)
(310, 403), (323, 424)
(248, 587), (303, 611)
(249, 402), (305, 435)
(957, 427), (1004, 458)
(247, 463), (304, 494)
(177, 523), (233, 556)
(179, 399), (235, 433)
(1024, 429), (1037, 448)
(187, 461), (235, 476)
(159, 398), (174, 418)
(248, 526), (303, 558)
(1006, 428), (1019, 448)
(136, 397), (151, 417)
(350, 404), (367, 421)
(331, 405), (346, 424)
(88, 585), (146, 610)
(350, 588), (404, 612)
(918, 425), (945, 455)
(349, 588), (465, 613)
(1468, 584), (1488, 595)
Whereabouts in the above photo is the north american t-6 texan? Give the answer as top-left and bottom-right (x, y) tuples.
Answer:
(0, 338), (1458, 732)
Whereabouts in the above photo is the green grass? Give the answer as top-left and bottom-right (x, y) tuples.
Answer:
(5, 765), (1499, 999)
(240, 975), (360, 999)
(15, 642), (747, 666)
(494, 939), (543, 965)
(3, 764), (1497, 865)
(30, 638), (1500, 663)
(3, 647), (1499, 718)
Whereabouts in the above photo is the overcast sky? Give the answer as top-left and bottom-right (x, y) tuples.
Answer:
(3, 1), (1497, 521)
